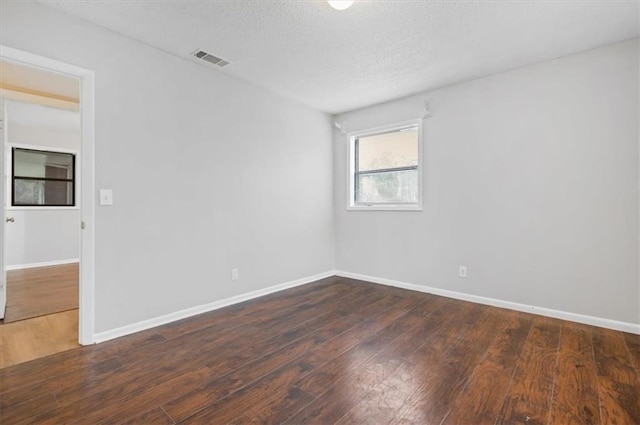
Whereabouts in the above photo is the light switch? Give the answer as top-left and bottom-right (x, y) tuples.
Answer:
(99, 189), (113, 206)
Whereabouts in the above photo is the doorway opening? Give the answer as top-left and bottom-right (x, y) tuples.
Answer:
(0, 46), (95, 368)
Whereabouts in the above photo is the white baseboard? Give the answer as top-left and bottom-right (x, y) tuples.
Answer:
(94, 270), (337, 344)
(93, 268), (639, 343)
(5, 258), (79, 271)
(335, 270), (640, 335)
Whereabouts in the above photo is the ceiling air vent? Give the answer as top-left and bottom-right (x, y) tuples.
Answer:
(192, 50), (230, 67)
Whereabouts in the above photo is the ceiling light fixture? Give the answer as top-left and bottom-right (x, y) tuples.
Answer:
(327, 0), (354, 11)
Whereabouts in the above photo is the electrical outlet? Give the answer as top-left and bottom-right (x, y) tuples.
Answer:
(231, 268), (239, 281)
(459, 265), (467, 278)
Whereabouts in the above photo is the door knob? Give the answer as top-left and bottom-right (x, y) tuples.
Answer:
(6, 217), (15, 223)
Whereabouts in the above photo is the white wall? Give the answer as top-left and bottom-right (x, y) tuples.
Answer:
(5, 100), (81, 268)
(2, 2), (636, 335)
(0, 2), (335, 333)
(5, 210), (80, 268)
(335, 39), (639, 325)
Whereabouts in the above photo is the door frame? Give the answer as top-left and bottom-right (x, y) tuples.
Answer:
(0, 98), (6, 319)
(0, 45), (96, 345)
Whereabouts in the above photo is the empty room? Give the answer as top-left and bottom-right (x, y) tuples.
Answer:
(0, 0), (638, 424)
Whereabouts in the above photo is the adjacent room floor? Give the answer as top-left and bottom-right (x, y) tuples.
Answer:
(4, 263), (79, 323)
(0, 309), (78, 368)
(1, 276), (638, 424)
(0, 264), (80, 368)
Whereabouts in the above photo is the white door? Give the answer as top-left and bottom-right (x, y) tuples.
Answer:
(0, 98), (6, 319)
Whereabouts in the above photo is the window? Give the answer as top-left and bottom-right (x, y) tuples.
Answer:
(348, 120), (422, 210)
(12, 148), (76, 207)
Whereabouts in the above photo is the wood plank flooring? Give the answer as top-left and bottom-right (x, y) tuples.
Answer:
(4, 263), (79, 323)
(0, 309), (79, 369)
(0, 276), (638, 424)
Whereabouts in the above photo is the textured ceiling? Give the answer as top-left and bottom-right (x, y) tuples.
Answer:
(38, 0), (639, 114)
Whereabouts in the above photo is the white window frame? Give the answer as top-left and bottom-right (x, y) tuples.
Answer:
(347, 119), (423, 211)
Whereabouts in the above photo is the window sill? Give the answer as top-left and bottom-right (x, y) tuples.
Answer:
(347, 204), (423, 212)
(7, 206), (80, 211)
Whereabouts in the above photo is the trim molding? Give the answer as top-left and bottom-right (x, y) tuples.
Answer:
(94, 270), (337, 344)
(6, 258), (79, 271)
(93, 268), (639, 344)
(335, 270), (640, 335)
(1, 44), (97, 346)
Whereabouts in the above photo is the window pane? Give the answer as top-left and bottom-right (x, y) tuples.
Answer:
(14, 149), (73, 179)
(14, 179), (45, 205)
(357, 127), (418, 172)
(14, 179), (73, 206)
(357, 169), (418, 203)
(46, 165), (70, 179)
(45, 181), (74, 205)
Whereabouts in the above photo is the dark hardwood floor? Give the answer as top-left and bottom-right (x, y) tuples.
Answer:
(0, 276), (638, 424)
